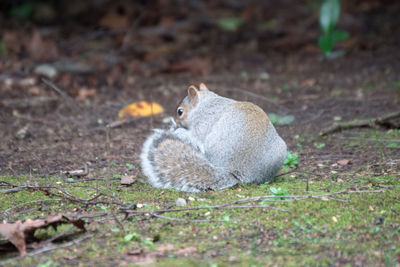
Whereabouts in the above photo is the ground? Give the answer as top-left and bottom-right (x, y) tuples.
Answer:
(0, 1), (399, 266)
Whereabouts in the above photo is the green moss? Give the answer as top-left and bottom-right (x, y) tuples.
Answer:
(1, 171), (399, 266)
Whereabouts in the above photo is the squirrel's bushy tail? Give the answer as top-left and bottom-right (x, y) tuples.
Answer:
(140, 130), (239, 193)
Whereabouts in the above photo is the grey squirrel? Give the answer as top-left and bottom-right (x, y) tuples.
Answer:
(140, 83), (287, 193)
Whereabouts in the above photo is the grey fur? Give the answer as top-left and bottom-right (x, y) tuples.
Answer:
(140, 87), (287, 192)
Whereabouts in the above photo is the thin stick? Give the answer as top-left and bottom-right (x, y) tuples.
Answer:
(151, 214), (225, 223)
(125, 203), (289, 219)
(124, 189), (387, 218)
(320, 111), (400, 136)
(41, 78), (75, 102)
(1, 199), (63, 219)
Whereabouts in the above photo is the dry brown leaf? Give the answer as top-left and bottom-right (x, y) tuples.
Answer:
(121, 175), (135, 185)
(0, 222), (26, 256)
(77, 88), (96, 100)
(369, 205), (375, 212)
(0, 214), (85, 256)
(301, 78), (316, 87)
(99, 14), (129, 30)
(337, 159), (351, 166)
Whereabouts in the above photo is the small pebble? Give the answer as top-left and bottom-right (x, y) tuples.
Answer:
(175, 198), (187, 207)
(34, 64), (58, 79)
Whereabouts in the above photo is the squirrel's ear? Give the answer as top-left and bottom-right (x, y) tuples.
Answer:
(199, 83), (209, 91)
(188, 85), (199, 101)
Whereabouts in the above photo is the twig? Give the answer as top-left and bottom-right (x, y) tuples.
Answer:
(377, 184), (400, 189)
(64, 177), (120, 183)
(29, 233), (93, 256)
(1, 182), (121, 205)
(233, 189), (385, 204)
(320, 111), (400, 136)
(335, 136), (400, 143)
(1, 199), (63, 219)
(151, 213), (225, 223)
(125, 189), (388, 219)
(125, 203), (289, 219)
(41, 78), (75, 102)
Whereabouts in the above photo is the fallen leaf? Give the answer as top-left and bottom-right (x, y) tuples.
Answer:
(337, 159), (351, 166)
(28, 86), (42, 95)
(369, 205), (375, 212)
(121, 175), (135, 185)
(0, 214), (85, 256)
(0, 222), (26, 256)
(118, 101), (164, 118)
(301, 78), (316, 87)
(99, 13), (129, 30)
(77, 88), (96, 100)
(321, 196), (329, 201)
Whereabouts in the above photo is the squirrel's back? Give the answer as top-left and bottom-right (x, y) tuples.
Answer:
(202, 100), (286, 184)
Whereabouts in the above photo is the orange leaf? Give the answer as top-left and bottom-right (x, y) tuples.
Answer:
(118, 101), (164, 118)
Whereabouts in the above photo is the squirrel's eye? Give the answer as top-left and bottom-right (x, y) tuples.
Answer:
(177, 107), (184, 117)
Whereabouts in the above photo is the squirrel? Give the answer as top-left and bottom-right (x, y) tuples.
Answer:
(140, 83), (287, 193)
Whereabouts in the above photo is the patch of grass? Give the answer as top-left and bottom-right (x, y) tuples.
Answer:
(1, 171), (399, 266)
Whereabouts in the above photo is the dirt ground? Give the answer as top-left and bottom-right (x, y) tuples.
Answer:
(1, 1), (399, 178)
(0, 0), (399, 265)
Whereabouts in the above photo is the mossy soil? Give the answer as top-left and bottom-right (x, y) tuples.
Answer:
(1, 153), (399, 266)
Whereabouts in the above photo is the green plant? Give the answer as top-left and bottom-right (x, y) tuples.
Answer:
(284, 151), (299, 168)
(371, 121), (385, 161)
(270, 186), (288, 196)
(124, 232), (141, 242)
(314, 142), (326, 149)
(318, 0), (349, 57)
(216, 17), (244, 31)
(268, 113), (295, 126)
(10, 1), (35, 20)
